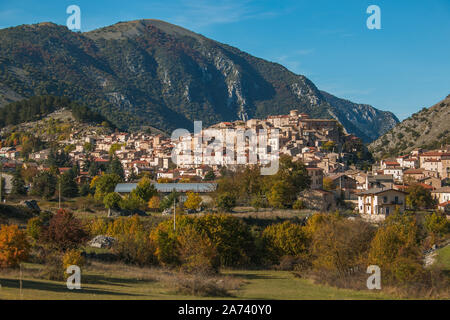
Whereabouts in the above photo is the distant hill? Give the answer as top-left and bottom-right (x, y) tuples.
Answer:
(369, 95), (450, 158)
(0, 20), (399, 141)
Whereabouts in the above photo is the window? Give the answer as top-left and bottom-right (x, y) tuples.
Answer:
(394, 196), (398, 203)
(383, 196), (387, 203)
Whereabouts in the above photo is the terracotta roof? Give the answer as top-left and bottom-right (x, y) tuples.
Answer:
(438, 201), (450, 207)
(404, 169), (424, 174)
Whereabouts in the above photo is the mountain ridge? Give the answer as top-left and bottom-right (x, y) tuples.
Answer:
(0, 20), (399, 141)
(369, 95), (450, 158)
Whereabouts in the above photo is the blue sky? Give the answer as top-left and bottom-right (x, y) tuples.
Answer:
(0, 0), (449, 120)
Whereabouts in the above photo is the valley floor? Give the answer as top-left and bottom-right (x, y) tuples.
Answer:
(0, 263), (394, 300)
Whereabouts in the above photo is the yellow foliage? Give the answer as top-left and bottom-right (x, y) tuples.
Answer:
(0, 224), (30, 268)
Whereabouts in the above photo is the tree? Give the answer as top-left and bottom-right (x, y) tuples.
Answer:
(322, 141), (336, 152)
(368, 210), (422, 283)
(406, 184), (434, 210)
(93, 173), (121, 201)
(40, 209), (88, 251)
(0, 177), (5, 201)
(323, 177), (334, 191)
(216, 192), (236, 212)
(11, 167), (27, 196)
(425, 211), (449, 240)
(59, 170), (78, 198)
(119, 193), (146, 211)
(267, 180), (295, 209)
(263, 221), (309, 262)
(133, 177), (157, 202)
(31, 171), (57, 199)
(311, 217), (375, 278)
(184, 192), (202, 211)
(204, 170), (216, 181)
(103, 192), (122, 210)
(148, 195), (161, 211)
(0, 224), (30, 268)
(160, 190), (180, 210)
(107, 156), (125, 181)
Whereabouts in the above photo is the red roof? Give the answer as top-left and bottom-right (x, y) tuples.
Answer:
(438, 201), (450, 207)
(404, 169), (424, 174)
(421, 152), (450, 157)
(384, 161), (400, 166)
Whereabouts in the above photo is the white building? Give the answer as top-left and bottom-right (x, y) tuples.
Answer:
(357, 188), (407, 216)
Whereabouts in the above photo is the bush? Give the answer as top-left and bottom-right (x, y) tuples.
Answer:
(311, 217), (374, 278)
(216, 192), (236, 212)
(262, 221), (309, 263)
(151, 214), (255, 268)
(62, 249), (85, 275)
(177, 225), (219, 274)
(112, 231), (156, 266)
(0, 224), (30, 268)
(368, 211), (422, 284)
(292, 199), (305, 210)
(26, 217), (43, 242)
(173, 274), (231, 297)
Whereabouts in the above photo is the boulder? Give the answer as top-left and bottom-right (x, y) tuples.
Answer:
(89, 235), (116, 249)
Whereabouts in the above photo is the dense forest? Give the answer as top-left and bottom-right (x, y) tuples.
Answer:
(0, 95), (113, 127)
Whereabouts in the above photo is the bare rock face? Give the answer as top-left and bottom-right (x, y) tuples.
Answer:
(0, 19), (398, 141)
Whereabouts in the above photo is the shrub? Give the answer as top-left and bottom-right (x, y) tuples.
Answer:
(425, 212), (449, 240)
(292, 199), (305, 210)
(62, 249), (85, 275)
(112, 231), (156, 266)
(151, 214), (255, 268)
(177, 225), (219, 274)
(216, 192), (236, 212)
(0, 224), (30, 268)
(26, 217), (43, 242)
(311, 217), (374, 278)
(184, 192), (202, 211)
(262, 221), (309, 263)
(148, 195), (160, 211)
(369, 212), (422, 284)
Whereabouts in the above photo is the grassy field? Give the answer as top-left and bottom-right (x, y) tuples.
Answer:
(434, 244), (450, 273)
(0, 263), (394, 300)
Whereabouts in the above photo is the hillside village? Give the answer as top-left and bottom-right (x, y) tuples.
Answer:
(1, 108), (449, 219)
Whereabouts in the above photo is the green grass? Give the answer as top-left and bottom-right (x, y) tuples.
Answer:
(434, 244), (450, 272)
(224, 270), (393, 300)
(0, 264), (395, 300)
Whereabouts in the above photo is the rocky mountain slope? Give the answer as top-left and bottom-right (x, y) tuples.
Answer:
(0, 19), (398, 141)
(369, 95), (450, 158)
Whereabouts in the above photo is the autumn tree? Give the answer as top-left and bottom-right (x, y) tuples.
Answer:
(103, 192), (122, 212)
(184, 192), (202, 211)
(148, 195), (161, 211)
(406, 184), (435, 210)
(93, 173), (121, 201)
(132, 177), (157, 202)
(40, 209), (89, 251)
(0, 224), (30, 268)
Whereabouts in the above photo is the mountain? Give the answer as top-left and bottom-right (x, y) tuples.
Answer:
(369, 95), (450, 158)
(0, 19), (398, 141)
